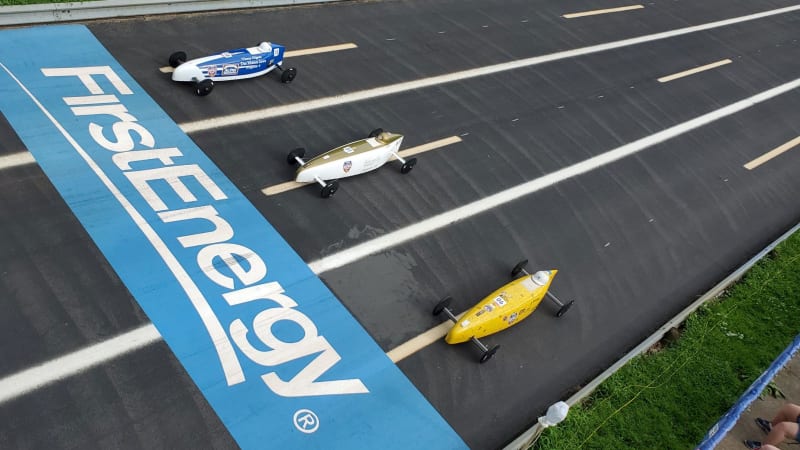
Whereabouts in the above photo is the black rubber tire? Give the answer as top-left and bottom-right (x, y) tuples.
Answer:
(281, 67), (297, 83)
(400, 157), (417, 174)
(432, 296), (452, 316)
(195, 79), (214, 96)
(321, 180), (339, 198)
(556, 300), (575, 318)
(368, 128), (384, 138)
(169, 51), (187, 68)
(287, 148), (306, 165)
(511, 259), (529, 278)
(479, 345), (500, 364)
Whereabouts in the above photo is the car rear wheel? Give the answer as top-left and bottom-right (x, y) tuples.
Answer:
(169, 51), (187, 68)
(195, 79), (214, 96)
(556, 300), (575, 318)
(400, 157), (417, 174)
(281, 67), (297, 83)
(321, 180), (339, 198)
(479, 345), (500, 363)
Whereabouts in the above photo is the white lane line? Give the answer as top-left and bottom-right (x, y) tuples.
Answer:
(178, 4), (800, 133)
(0, 151), (35, 169)
(744, 136), (800, 170)
(387, 312), (465, 363)
(563, 5), (644, 19)
(307, 76), (800, 274)
(2, 76), (799, 403)
(261, 135), (463, 196)
(657, 59), (732, 83)
(0, 324), (161, 404)
(158, 42), (358, 73)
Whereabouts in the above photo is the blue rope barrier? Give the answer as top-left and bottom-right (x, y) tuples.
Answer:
(695, 333), (800, 450)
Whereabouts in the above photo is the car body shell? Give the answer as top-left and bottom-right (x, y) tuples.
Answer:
(295, 133), (404, 183)
(445, 270), (558, 344)
(172, 42), (286, 82)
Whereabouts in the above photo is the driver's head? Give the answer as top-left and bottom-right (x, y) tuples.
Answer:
(532, 271), (550, 286)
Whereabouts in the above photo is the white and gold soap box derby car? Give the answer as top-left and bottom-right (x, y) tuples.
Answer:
(168, 41), (297, 96)
(287, 128), (417, 198)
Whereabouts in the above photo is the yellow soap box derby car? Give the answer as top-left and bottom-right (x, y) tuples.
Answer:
(287, 128), (417, 198)
(434, 260), (575, 363)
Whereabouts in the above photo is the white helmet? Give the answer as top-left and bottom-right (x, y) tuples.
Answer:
(258, 42), (272, 52)
(532, 271), (550, 286)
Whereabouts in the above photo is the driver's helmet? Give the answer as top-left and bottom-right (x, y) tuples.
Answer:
(258, 42), (272, 52)
(532, 271), (550, 286)
(378, 131), (391, 141)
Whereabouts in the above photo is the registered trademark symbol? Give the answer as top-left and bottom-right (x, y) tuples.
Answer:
(293, 409), (319, 434)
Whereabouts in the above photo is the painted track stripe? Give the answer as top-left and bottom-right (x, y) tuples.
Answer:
(262, 180), (308, 196)
(0, 324), (160, 404)
(0, 151), (34, 169)
(390, 135), (462, 160)
(657, 59), (732, 83)
(744, 136), (800, 170)
(261, 136), (462, 196)
(387, 313), (465, 363)
(285, 42), (358, 57)
(178, 4), (800, 133)
(306, 77), (800, 274)
(1, 74), (795, 406)
(158, 42), (358, 73)
(563, 5), (644, 19)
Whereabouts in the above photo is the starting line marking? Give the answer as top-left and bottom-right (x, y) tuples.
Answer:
(563, 4), (644, 19)
(657, 59), (732, 83)
(261, 135), (462, 196)
(387, 312), (465, 363)
(158, 42), (358, 73)
(0, 324), (161, 404)
(744, 136), (800, 170)
(0, 151), (35, 169)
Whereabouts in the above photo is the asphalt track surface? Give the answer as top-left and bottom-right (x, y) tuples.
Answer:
(2, 0), (800, 448)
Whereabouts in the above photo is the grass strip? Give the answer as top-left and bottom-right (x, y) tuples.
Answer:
(535, 229), (800, 449)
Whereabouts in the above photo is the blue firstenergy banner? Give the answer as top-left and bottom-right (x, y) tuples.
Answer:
(0, 25), (465, 449)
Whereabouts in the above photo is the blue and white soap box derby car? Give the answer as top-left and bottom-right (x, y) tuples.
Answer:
(168, 41), (297, 96)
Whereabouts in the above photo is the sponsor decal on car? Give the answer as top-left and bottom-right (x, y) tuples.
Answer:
(343, 160), (352, 173)
(222, 64), (238, 76)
